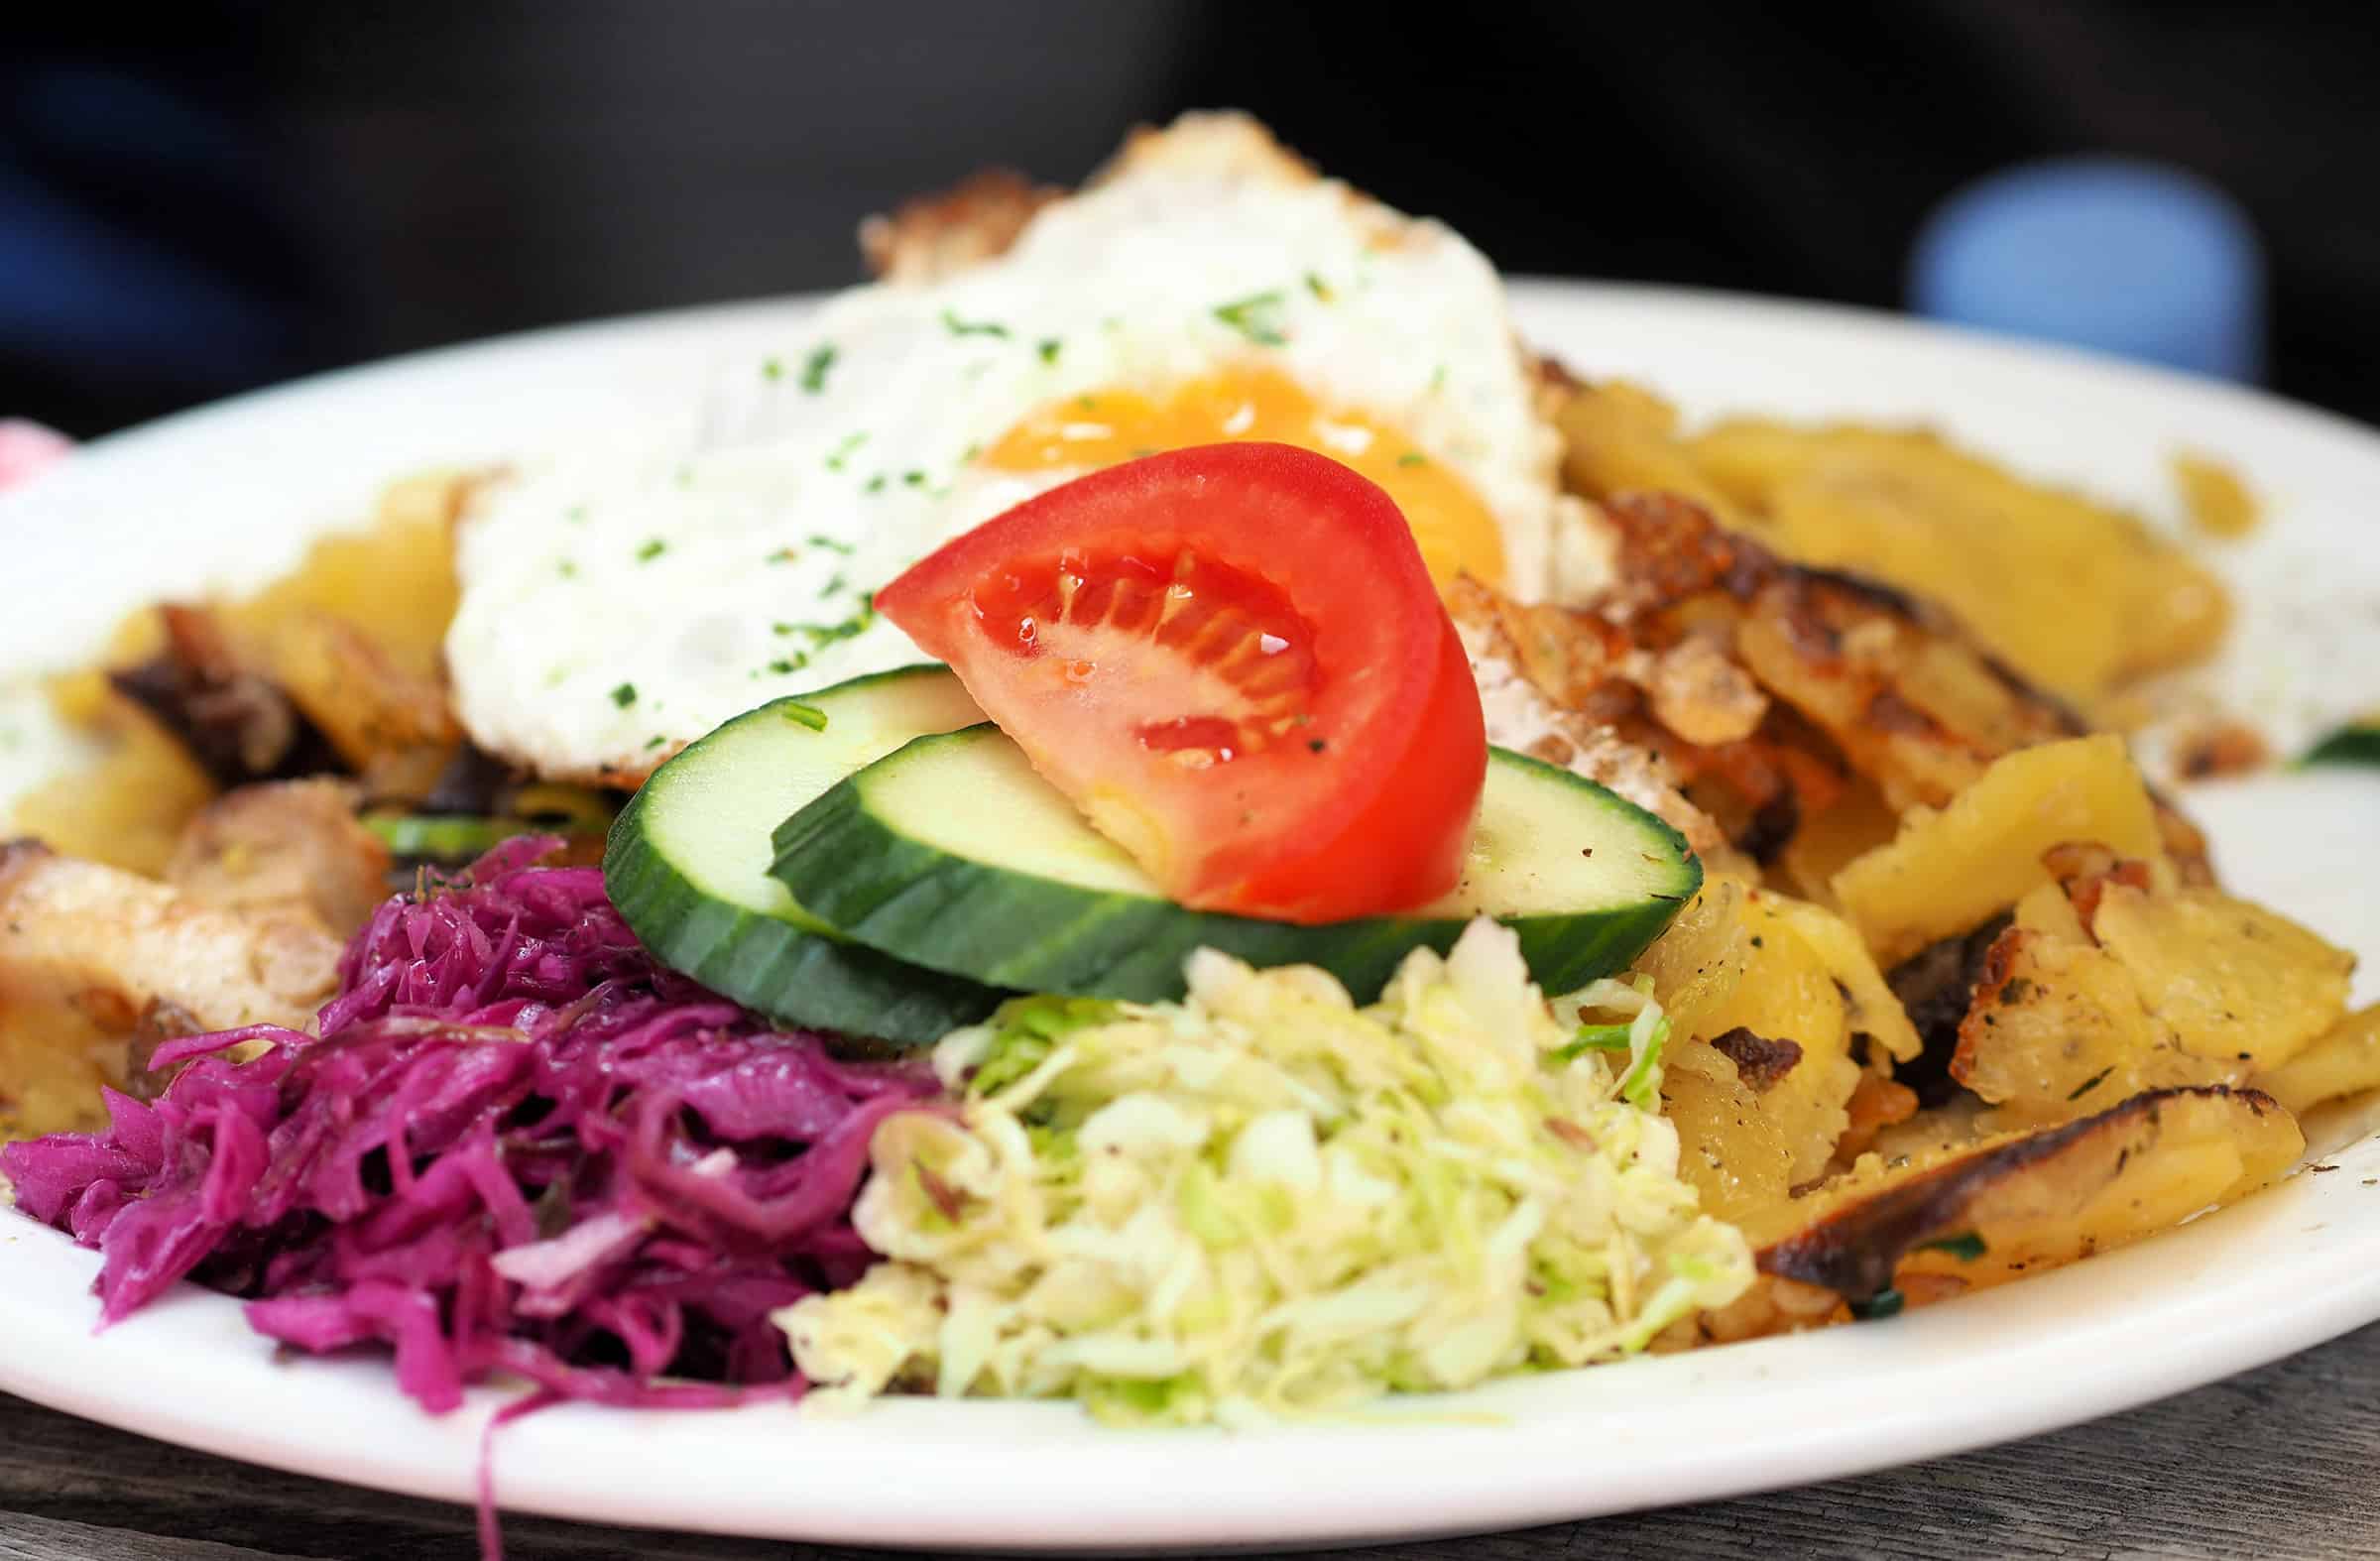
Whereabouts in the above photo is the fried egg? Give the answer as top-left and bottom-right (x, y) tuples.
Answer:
(448, 113), (1586, 780)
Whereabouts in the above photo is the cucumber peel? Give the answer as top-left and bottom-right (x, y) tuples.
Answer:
(604, 666), (1008, 1044)
(771, 723), (1700, 1004)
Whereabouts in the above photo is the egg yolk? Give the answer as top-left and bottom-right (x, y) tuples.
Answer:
(982, 368), (1506, 591)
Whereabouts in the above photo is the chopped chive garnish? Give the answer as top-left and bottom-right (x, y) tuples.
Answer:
(1213, 291), (1289, 346)
(1848, 1288), (1905, 1321)
(1397, 452), (1428, 468)
(800, 343), (837, 394)
(796, 600), (880, 648)
(864, 473), (888, 494)
(1036, 337), (1062, 364)
(1304, 272), (1332, 300)
(635, 539), (666, 562)
(941, 308), (1011, 339)
(1916, 1232), (1988, 1261)
(644, 734), (668, 751)
(825, 431), (869, 471)
(779, 700), (829, 730)
(809, 534), (856, 554)
(762, 357), (783, 382)
(610, 682), (638, 708)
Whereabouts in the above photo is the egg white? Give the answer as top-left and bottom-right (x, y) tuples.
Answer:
(447, 114), (1575, 780)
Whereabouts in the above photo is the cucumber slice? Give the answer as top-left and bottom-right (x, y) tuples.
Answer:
(772, 725), (1701, 1003)
(604, 666), (1007, 1043)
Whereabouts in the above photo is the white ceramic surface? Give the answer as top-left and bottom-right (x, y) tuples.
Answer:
(2, 284), (2376, 1549)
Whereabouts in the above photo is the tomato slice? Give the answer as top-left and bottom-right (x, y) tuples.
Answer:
(875, 442), (1486, 922)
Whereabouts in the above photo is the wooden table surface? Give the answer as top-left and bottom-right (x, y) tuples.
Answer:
(4, 1320), (2377, 1561)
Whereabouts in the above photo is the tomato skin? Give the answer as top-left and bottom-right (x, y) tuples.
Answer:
(877, 442), (1487, 922)
(1221, 611), (1485, 918)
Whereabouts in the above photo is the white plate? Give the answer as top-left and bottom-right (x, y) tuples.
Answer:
(3, 283), (2378, 1550)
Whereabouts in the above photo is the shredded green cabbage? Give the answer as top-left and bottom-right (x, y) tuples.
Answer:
(777, 919), (1751, 1425)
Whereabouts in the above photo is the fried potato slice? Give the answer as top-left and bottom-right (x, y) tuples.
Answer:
(1631, 878), (1754, 1037)
(1659, 1033), (1796, 1227)
(1552, 383), (2229, 707)
(1554, 380), (1743, 524)
(2091, 883), (2354, 1073)
(1636, 879), (1879, 1186)
(220, 469), (467, 682)
(2255, 1006), (2380, 1116)
(257, 610), (461, 789)
(1832, 735), (2166, 964)
(1949, 847), (2351, 1129)
(11, 472), (475, 868)
(1776, 777), (1896, 909)
(0, 981), (128, 1139)
(1674, 419), (2228, 706)
(0, 840), (337, 1037)
(1767, 894), (1920, 1064)
(166, 779), (393, 937)
(1954, 914), (2229, 1129)
(0, 839), (341, 1139)
(6, 685), (216, 878)
(1738, 1086), (2301, 1325)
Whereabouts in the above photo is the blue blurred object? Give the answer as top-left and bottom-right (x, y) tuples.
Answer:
(1909, 158), (2265, 382)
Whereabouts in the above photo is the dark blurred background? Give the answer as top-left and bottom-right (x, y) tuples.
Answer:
(7, 1), (2375, 437)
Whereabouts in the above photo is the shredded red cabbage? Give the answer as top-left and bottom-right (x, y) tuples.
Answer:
(1, 836), (940, 1417)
